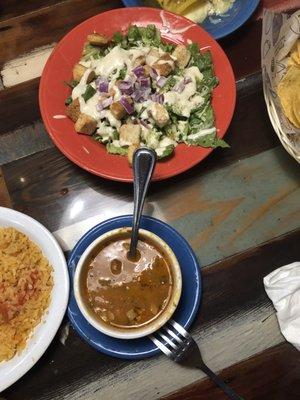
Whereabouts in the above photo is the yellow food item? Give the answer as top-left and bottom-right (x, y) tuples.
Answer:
(288, 39), (300, 67)
(277, 65), (300, 129)
(0, 227), (53, 362)
(157, 0), (235, 23)
(292, 92), (300, 127)
(156, 0), (199, 14)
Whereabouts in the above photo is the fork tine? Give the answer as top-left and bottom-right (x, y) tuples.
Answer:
(157, 332), (178, 349)
(169, 320), (189, 338)
(149, 335), (172, 357)
(163, 326), (183, 343)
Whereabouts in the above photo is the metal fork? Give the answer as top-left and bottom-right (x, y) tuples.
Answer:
(150, 320), (243, 400)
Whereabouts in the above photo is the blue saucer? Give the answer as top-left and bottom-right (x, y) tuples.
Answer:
(121, 0), (260, 39)
(68, 215), (201, 359)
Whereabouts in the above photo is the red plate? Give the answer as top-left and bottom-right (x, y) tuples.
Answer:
(39, 7), (236, 182)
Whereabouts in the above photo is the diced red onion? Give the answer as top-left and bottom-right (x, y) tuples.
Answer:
(149, 68), (158, 80)
(120, 96), (134, 114)
(132, 87), (151, 103)
(132, 89), (143, 102)
(102, 97), (113, 108)
(118, 80), (134, 95)
(96, 96), (113, 111)
(133, 65), (145, 78)
(156, 76), (167, 88)
(175, 80), (185, 93)
(150, 93), (164, 104)
(173, 78), (192, 94)
(139, 77), (151, 88)
(96, 77), (109, 93)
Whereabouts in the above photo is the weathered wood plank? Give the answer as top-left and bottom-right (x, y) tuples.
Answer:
(161, 343), (300, 400)
(0, 121), (53, 165)
(0, 167), (12, 207)
(0, 78), (40, 134)
(1, 44), (55, 87)
(0, 0), (123, 67)
(0, 0), (66, 22)
(2, 141), (298, 266)
(219, 19), (261, 79)
(3, 229), (299, 400)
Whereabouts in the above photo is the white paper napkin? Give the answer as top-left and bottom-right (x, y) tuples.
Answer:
(264, 262), (300, 351)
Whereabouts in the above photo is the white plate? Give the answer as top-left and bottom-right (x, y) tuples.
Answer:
(0, 207), (69, 392)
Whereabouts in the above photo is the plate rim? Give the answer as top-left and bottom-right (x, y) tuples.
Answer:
(0, 207), (69, 392)
(67, 215), (202, 359)
(121, 1), (261, 39)
(39, 7), (236, 183)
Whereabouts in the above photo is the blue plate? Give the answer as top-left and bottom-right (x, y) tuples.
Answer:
(68, 215), (201, 359)
(121, 1), (260, 39)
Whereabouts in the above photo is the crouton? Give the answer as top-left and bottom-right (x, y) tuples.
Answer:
(66, 98), (80, 122)
(72, 63), (95, 83)
(146, 48), (161, 66)
(74, 113), (97, 135)
(143, 65), (152, 77)
(149, 103), (170, 128)
(172, 45), (191, 69)
(87, 33), (109, 46)
(119, 124), (141, 146)
(152, 54), (175, 77)
(110, 102), (126, 120)
(73, 64), (86, 81)
(127, 144), (139, 165)
(133, 55), (146, 68)
(86, 69), (96, 83)
(110, 97), (133, 120)
(109, 87), (116, 97)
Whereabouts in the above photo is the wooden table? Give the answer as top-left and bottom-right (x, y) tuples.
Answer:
(1, 1), (300, 399)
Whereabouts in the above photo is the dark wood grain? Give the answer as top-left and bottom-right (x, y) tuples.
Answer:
(0, 167), (12, 207)
(161, 343), (300, 400)
(0, 121), (53, 165)
(0, 0), (123, 66)
(2, 228), (299, 400)
(0, 0), (65, 22)
(196, 229), (299, 329)
(0, 78), (39, 134)
(219, 19), (262, 79)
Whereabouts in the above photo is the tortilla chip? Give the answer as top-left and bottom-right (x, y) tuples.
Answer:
(277, 65), (300, 129)
(292, 92), (300, 127)
(288, 39), (300, 66)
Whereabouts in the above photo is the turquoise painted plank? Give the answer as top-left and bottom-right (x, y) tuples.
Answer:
(154, 146), (300, 266)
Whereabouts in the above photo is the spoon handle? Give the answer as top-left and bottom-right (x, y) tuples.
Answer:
(129, 148), (156, 257)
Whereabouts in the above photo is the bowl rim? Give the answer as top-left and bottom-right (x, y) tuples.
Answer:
(73, 227), (182, 339)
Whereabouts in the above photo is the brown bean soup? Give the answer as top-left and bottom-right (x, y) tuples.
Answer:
(81, 232), (173, 329)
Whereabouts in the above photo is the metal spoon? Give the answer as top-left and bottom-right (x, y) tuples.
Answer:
(128, 148), (156, 259)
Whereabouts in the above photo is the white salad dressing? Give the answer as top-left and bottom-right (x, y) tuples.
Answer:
(92, 46), (149, 79)
(68, 26), (219, 159)
(164, 67), (204, 117)
(188, 127), (216, 140)
(78, 93), (99, 120)
(156, 137), (177, 157)
(72, 68), (94, 100)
